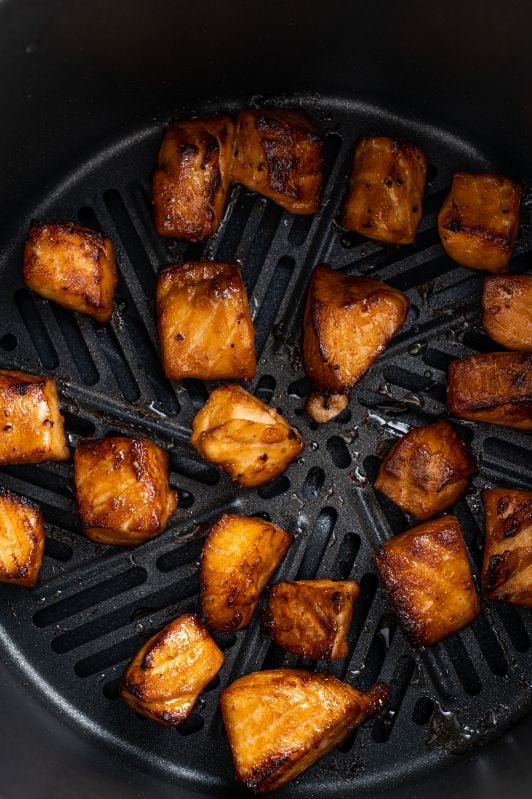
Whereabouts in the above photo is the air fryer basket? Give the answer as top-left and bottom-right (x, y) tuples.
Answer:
(0, 3), (531, 799)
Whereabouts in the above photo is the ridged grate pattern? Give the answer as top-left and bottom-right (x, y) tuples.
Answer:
(0, 94), (530, 797)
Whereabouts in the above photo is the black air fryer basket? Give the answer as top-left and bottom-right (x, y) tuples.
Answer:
(0, 2), (531, 798)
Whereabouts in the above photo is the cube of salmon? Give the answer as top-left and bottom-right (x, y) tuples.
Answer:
(232, 109), (323, 214)
(156, 260), (256, 381)
(303, 265), (408, 422)
(374, 419), (476, 520)
(447, 352), (532, 431)
(200, 514), (293, 631)
(153, 116), (234, 240)
(74, 436), (177, 545)
(23, 221), (118, 323)
(481, 488), (532, 607)
(220, 669), (390, 793)
(374, 515), (480, 646)
(0, 487), (44, 587)
(262, 579), (359, 660)
(438, 173), (521, 273)
(342, 137), (427, 245)
(120, 613), (224, 724)
(191, 385), (304, 487)
(482, 275), (532, 351)
(0, 370), (69, 465)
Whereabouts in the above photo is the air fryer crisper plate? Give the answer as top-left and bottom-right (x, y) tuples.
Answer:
(0, 93), (530, 798)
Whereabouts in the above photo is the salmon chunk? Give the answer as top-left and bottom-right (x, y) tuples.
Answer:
(0, 487), (44, 587)
(233, 109), (323, 214)
(220, 669), (389, 793)
(481, 488), (532, 607)
(438, 172), (521, 273)
(156, 260), (255, 381)
(342, 136), (427, 244)
(153, 116), (235, 240)
(374, 515), (480, 645)
(191, 385), (304, 487)
(120, 613), (224, 724)
(200, 514), (293, 631)
(0, 370), (69, 465)
(74, 436), (177, 545)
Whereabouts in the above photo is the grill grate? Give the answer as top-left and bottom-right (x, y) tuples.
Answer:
(0, 93), (530, 797)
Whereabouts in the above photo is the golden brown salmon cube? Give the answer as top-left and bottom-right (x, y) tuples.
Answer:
(482, 275), (532, 351)
(447, 352), (532, 431)
(120, 613), (224, 724)
(232, 109), (323, 214)
(153, 116), (234, 240)
(0, 370), (69, 465)
(303, 265), (409, 421)
(23, 221), (118, 323)
(438, 173), (521, 273)
(156, 260), (256, 381)
(262, 579), (359, 660)
(200, 514), (293, 631)
(374, 515), (480, 646)
(220, 669), (390, 793)
(374, 419), (476, 520)
(74, 436), (177, 545)
(0, 487), (44, 587)
(341, 137), (427, 245)
(481, 488), (532, 607)
(191, 385), (304, 487)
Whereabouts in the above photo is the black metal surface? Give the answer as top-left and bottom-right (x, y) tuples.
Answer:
(0, 92), (530, 799)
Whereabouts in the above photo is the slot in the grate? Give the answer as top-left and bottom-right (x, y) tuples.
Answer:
(257, 474), (290, 499)
(103, 189), (156, 296)
(50, 304), (99, 385)
(254, 256), (295, 357)
(33, 566), (147, 627)
(444, 636), (482, 695)
(170, 454), (220, 486)
(14, 289), (59, 369)
(77, 206), (101, 231)
(494, 604), (530, 652)
(387, 255), (455, 293)
(326, 436), (351, 469)
(357, 614), (397, 692)
(39, 501), (80, 535)
(296, 507), (337, 579)
(0, 464), (73, 499)
(75, 634), (147, 677)
(94, 324), (140, 402)
(484, 438), (532, 477)
(182, 378), (208, 410)
(103, 677), (121, 700)
(240, 200), (284, 294)
(412, 695), (435, 725)
(63, 412), (96, 438)
(177, 713), (204, 736)
(215, 189), (256, 261)
(156, 538), (204, 573)
(372, 654), (416, 742)
(52, 574), (199, 654)
(44, 537), (73, 562)
(120, 314), (179, 415)
(348, 572), (379, 642)
(422, 347), (455, 372)
(334, 532), (361, 579)
(255, 374), (276, 404)
(287, 376), (312, 399)
(301, 466), (325, 501)
(470, 614), (508, 676)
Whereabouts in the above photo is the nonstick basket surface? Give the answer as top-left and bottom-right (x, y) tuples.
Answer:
(0, 92), (530, 798)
